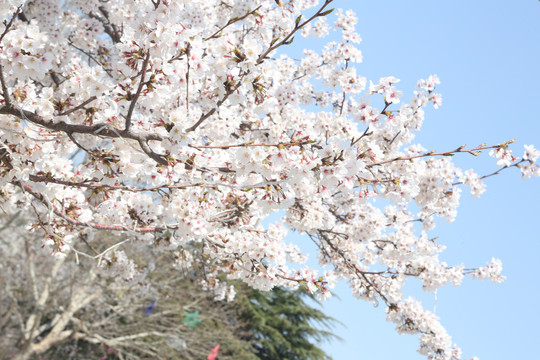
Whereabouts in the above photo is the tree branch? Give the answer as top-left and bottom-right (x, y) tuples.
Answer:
(0, 7), (20, 44)
(256, 0), (334, 64)
(0, 105), (162, 142)
(125, 51), (151, 131)
(185, 72), (247, 132)
(17, 182), (172, 234)
(57, 96), (97, 117)
(88, 6), (122, 44)
(203, 6), (262, 41)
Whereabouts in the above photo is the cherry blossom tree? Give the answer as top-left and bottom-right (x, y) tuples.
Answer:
(0, 1), (538, 359)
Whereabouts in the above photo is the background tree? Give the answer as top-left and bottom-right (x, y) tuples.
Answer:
(0, 221), (337, 360)
(238, 287), (337, 360)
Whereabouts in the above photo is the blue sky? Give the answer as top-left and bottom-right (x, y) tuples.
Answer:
(282, 1), (540, 359)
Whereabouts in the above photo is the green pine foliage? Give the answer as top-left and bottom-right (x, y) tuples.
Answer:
(236, 286), (340, 360)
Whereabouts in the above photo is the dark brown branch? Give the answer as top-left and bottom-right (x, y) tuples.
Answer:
(0, 143), (13, 169)
(338, 60), (349, 116)
(0, 64), (10, 107)
(88, 6), (122, 44)
(66, 132), (100, 158)
(351, 126), (371, 146)
(0, 105), (169, 166)
(27, 175), (221, 192)
(452, 159), (526, 186)
(0, 8), (22, 107)
(125, 51), (151, 131)
(137, 139), (168, 166)
(0, 105), (163, 143)
(316, 231), (392, 305)
(185, 44), (191, 116)
(339, 92), (346, 116)
(79, 234), (100, 256)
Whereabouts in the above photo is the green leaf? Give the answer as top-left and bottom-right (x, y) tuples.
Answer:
(295, 15), (302, 27)
(319, 8), (335, 17)
(283, 36), (295, 45)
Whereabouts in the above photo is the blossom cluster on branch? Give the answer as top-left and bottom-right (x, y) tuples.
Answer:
(0, 1), (538, 359)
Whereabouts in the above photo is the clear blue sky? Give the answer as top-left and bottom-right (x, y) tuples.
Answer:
(282, 1), (540, 359)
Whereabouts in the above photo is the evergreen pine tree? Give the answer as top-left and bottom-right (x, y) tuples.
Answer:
(237, 287), (340, 360)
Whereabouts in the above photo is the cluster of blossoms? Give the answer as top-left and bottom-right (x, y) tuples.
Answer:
(0, 1), (538, 359)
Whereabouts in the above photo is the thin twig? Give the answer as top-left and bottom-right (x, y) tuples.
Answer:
(203, 6), (262, 41)
(68, 41), (113, 77)
(58, 96), (97, 116)
(192, 140), (312, 149)
(0, 7), (20, 43)
(185, 72), (247, 132)
(16, 182), (174, 234)
(256, 0), (334, 64)
(367, 144), (503, 168)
